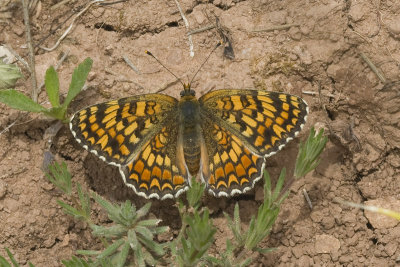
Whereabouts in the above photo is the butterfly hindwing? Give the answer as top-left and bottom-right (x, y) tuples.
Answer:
(199, 89), (308, 158)
(201, 117), (266, 196)
(119, 122), (190, 199)
(69, 94), (178, 166)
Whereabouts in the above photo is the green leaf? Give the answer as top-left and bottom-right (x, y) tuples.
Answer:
(0, 61), (22, 89)
(97, 239), (124, 260)
(45, 106), (66, 121)
(186, 176), (205, 209)
(116, 242), (130, 267)
(271, 168), (286, 204)
(61, 256), (90, 267)
(128, 229), (138, 250)
(253, 247), (277, 254)
(294, 127), (328, 178)
(77, 183), (91, 220)
(57, 200), (80, 218)
(44, 66), (60, 107)
(136, 203), (151, 220)
(45, 161), (72, 195)
(137, 219), (161, 227)
(0, 256), (11, 267)
(0, 89), (47, 113)
(5, 248), (19, 267)
(76, 250), (100, 256)
(62, 58), (93, 109)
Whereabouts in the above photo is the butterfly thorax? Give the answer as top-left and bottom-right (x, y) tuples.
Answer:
(178, 95), (202, 176)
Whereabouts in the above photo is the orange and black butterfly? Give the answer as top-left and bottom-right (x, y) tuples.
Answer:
(70, 81), (308, 199)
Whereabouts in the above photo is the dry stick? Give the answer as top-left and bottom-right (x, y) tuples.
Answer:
(302, 90), (335, 98)
(187, 24), (215, 36)
(40, 0), (105, 52)
(22, 0), (38, 102)
(251, 23), (299, 33)
(156, 78), (181, 93)
(51, 0), (75, 10)
(359, 52), (387, 84)
(174, 0), (194, 57)
(104, 68), (145, 90)
(122, 55), (141, 74)
(302, 188), (313, 209)
(3, 44), (31, 71)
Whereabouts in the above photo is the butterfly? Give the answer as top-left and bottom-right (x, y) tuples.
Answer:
(69, 84), (308, 200)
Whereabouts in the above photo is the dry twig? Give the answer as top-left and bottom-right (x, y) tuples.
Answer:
(174, 0), (194, 57)
(22, 0), (38, 102)
(123, 55), (141, 74)
(252, 24), (299, 33)
(40, 0), (105, 52)
(359, 52), (386, 84)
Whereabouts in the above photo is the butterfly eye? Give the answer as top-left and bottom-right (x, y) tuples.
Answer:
(180, 90), (185, 97)
(190, 90), (195, 96)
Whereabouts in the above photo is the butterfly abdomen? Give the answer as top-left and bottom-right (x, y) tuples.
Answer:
(178, 96), (202, 175)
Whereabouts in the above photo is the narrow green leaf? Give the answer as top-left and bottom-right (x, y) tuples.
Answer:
(116, 242), (130, 267)
(0, 255), (11, 267)
(62, 58), (93, 109)
(263, 170), (272, 202)
(186, 176), (205, 208)
(76, 250), (100, 256)
(294, 127), (328, 178)
(91, 224), (126, 238)
(28, 262), (35, 267)
(239, 257), (253, 267)
(253, 247), (277, 254)
(45, 161), (72, 195)
(136, 202), (151, 220)
(135, 243), (145, 267)
(137, 219), (161, 227)
(57, 200), (80, 218)
(0, 89), (47, 112)
(97, 239), (124, 260)
(152, 226), (169, 235)
(128, 229), (138, 250)
(77, 183), (91, 219)
(136, 226), (153, 240)
(5, 248), (19, 267)
(271, 167), (286, 203)
(44, 66), (60, 107)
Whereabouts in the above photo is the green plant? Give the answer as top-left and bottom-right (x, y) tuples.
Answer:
(0, 58), (92, 122)
(0, 248), (35, 267)
(41, 126), (327, 266)
(45, 161), (168, 267)
(0, 60), (23, 89)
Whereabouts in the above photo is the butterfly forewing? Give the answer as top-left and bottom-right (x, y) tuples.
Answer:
(199, 89), (308, 158)
(69, 94), (178, 166)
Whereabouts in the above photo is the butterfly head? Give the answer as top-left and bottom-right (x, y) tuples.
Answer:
(180, 83), (196, 97)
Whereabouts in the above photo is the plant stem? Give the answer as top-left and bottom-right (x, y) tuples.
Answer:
(21, 0), (38, 102)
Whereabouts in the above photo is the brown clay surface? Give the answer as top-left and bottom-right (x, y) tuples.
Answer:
(1, 0), (400, 266)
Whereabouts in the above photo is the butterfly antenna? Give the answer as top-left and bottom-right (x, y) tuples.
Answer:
(145, 50), (185, 87)
(189, 41), (222, 85)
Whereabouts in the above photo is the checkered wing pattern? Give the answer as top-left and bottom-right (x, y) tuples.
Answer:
(201, 118), (266, 196)
(119, 123), (190, 199)
(70, 94), (177, 166)
(199, 89), (308, 196)
(70, 94), (190, 199)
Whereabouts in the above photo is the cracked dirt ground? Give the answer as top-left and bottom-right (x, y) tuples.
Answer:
(1, 0), (400, 266)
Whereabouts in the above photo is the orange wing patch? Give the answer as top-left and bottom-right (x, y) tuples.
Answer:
(119, 126), (189, 199)
(201, 120), (265, 197)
